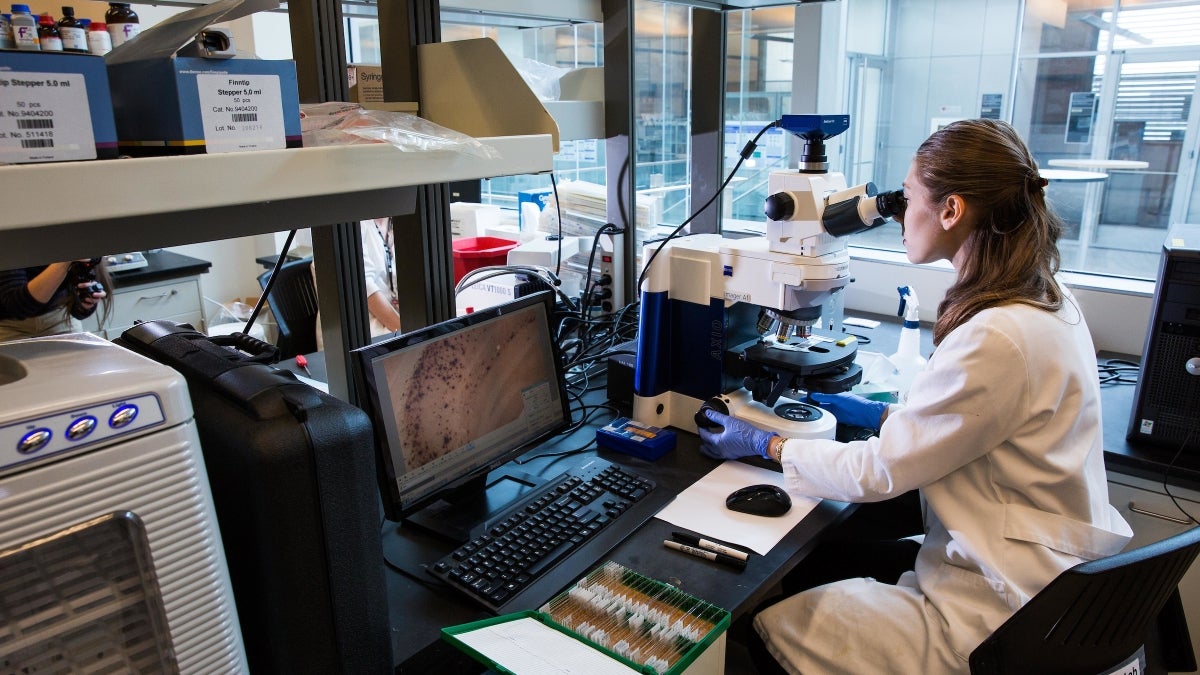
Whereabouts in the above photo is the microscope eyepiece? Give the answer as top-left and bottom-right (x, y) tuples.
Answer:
(821, 185), (905, 237)
(875, 189), (906, 221)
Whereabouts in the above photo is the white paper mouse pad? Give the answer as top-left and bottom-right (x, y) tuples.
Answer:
(654, 461), (819, 556)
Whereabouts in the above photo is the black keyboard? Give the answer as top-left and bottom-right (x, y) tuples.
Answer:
(427, 457), (657, 614)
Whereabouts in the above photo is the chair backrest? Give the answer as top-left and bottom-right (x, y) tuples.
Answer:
(256, 258), (319, 359)
(970, 525), (1200, 675)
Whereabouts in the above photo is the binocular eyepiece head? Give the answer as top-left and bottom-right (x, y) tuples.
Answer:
(819, 185), (906, 237)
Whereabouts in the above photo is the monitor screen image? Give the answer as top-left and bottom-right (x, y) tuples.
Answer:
(355, 292), (570, 523)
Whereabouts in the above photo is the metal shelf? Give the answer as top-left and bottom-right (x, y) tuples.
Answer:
(0, 134), (553, 268)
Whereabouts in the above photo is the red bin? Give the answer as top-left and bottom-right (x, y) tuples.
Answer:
(452, 236), (519, 283)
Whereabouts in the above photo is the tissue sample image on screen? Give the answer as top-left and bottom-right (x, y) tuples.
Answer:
(383, 317), (547, 469)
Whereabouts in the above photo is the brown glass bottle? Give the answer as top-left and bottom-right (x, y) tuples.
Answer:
(104, 2), (138, 47)
(57, 6), (88, 53)
(36, 13), (63, 51)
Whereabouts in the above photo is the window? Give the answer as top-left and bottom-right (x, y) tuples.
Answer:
(830, 0), (1200, 284)
(1015, 1), (1200, 281)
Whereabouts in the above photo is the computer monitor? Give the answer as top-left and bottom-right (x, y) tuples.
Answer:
(354, 292), (571, 540)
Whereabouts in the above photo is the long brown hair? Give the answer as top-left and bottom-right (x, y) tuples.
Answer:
(912, 119), (1065, 345)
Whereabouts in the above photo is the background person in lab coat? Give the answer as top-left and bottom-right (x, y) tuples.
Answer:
(362, 218), (402, 337)
(699, 118), (1132, 674)
(0, 260), (110, 341)
(312, 218), (402, 352)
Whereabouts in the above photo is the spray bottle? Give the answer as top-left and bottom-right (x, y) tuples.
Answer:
(889, 285), (927, 400)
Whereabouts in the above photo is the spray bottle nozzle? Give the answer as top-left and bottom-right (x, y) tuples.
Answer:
(897, 286), (920, 326)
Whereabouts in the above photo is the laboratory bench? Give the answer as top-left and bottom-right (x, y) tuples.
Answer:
(84, 250), (212, 339)
(384, 391), (857, 673)
(283, 311), (1196, 673)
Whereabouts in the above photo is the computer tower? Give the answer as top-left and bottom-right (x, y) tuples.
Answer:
(1128, 225), (1200, 452)
(115, 320), (392, 674)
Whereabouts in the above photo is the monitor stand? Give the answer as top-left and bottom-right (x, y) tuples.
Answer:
(402, 469), (551, 545)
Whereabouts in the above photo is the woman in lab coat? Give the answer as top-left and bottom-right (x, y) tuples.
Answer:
(361, 217), (402, 337)
(0, 260), (109, 341)
(698, 118), (1132, 674)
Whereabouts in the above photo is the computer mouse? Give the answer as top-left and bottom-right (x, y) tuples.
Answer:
(726, 484), (792, 517)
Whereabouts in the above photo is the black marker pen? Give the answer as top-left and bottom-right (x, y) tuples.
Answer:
(671, 531), (750, 561)
(664, 539), (747, 571)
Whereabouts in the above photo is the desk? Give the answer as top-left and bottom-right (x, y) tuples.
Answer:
(369, 315), (1178, 673)
(384, 313), (925, 672)
(386, 422), (857, 672)
(86, 250), (212, 339)
(1047, 159), (1150, 171)
(1040, 168), (1108, 183)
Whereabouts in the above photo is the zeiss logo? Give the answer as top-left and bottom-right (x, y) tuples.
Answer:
(723, 265), (732, 277)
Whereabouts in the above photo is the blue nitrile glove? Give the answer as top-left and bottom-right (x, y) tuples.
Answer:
(807, 391), (889, 431)
(697, 409), (773, 460)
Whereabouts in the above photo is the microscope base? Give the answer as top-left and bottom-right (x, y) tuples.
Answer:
(721, 389), (836, 440)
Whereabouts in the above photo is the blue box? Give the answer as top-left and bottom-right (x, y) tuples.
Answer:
(596, 417), (676, 461)
(107, 56), (300, 156)
(518, 187), (553, 229)
(0, 51), (118, 164)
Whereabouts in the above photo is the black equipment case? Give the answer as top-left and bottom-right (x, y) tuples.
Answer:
(116, 320), (391, 674)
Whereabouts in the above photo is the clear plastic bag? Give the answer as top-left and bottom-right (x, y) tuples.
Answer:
(512, 57), (568, 101)
(299, 102), (500, 159)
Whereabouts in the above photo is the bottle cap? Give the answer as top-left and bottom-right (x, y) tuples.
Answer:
(12, 4), (31, 12)
(62, 5), (73, 14)
(38, 12), (54, 24)
(89, 20), (105, 29)
(78, 17), (89, 26)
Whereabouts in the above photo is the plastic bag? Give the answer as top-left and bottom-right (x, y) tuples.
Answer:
(512, 57), (568, 101)
(299, 102), (501, 159)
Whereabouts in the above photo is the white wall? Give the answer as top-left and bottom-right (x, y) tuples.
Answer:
(879, 0), (1021, 189)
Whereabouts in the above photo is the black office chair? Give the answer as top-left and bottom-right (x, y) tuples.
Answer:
(970, 525), (1200, 675)
(256, 257), (319, 359)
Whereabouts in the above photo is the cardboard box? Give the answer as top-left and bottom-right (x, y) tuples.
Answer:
(105, 0), (301, 155)
(348, 64), (384, 103)
(449, 202), (503, 239)
(0, 51), (118, 164)
(348, 64), (418, 113)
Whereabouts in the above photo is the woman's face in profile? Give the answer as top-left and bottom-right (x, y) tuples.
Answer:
(898, 163), (959, 266)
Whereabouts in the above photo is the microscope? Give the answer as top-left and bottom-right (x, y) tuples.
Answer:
(632, 114), (905, 440)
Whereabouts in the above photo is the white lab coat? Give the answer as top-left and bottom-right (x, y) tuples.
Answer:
(755, 290), (1132, 674)
(360, 220), (398, 338)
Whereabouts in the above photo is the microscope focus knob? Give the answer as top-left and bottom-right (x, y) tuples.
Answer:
(1187, 357), (1200, 377)
(765, 192), (796, 222)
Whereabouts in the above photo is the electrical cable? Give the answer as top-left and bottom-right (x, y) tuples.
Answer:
(1161, 428), (1200, 525)
(243, 228), (297, 335)
(513, 439), (598, 466)
(636, 119), (780, 293)
(455, 264), (578, 309)
(1097, 358), (1140, 386)
(551, 172), (564, 278)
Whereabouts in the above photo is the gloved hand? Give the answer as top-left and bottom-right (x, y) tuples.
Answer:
(807, 391), (889, 430)
(697, 409), (774, 460)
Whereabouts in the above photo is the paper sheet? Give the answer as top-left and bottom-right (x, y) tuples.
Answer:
(453, 617), (640, 675)
(654, 461), (819, 556)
